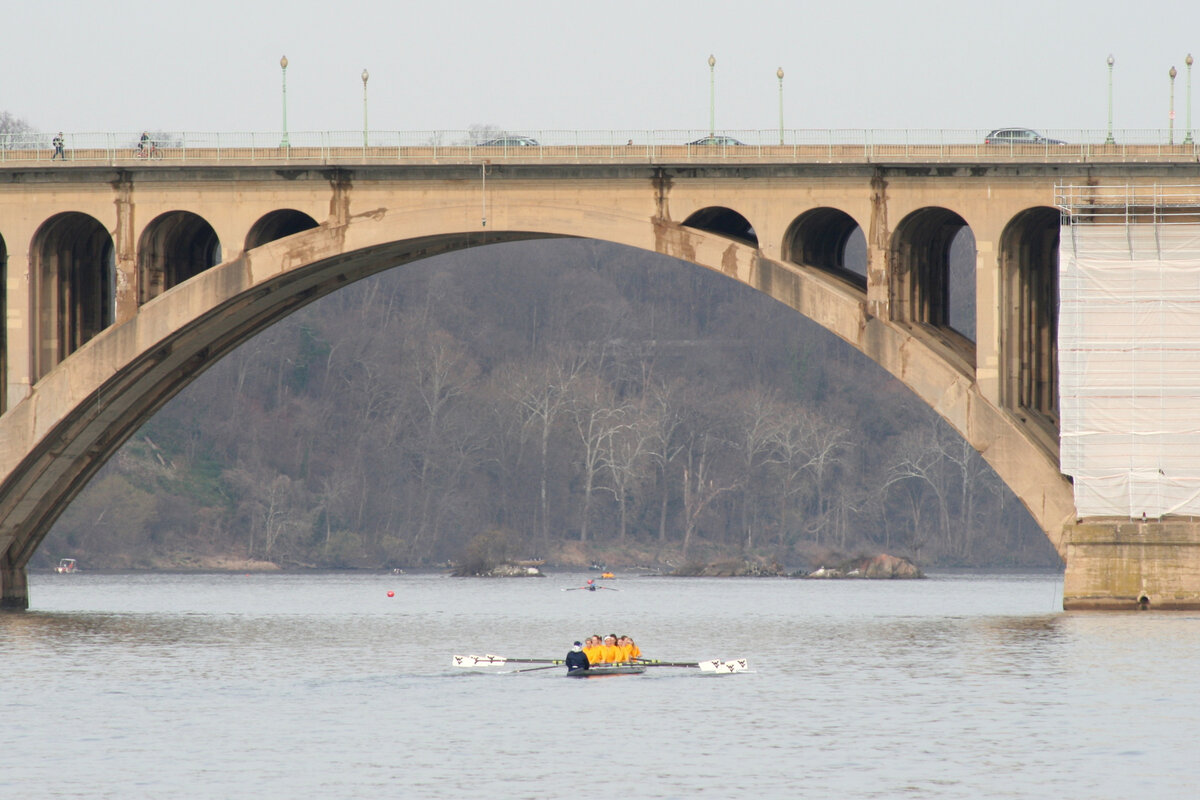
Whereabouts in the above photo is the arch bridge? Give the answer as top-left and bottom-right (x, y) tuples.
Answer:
(1, 157), (1197, 609)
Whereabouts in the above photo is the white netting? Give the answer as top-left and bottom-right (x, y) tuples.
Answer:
(1059, 221), (1200, 517)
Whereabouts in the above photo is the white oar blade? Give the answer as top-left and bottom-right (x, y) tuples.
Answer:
(697, 658), (748, 673)
(452, 654), (507, 667)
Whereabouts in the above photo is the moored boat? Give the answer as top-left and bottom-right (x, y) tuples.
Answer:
(566, 663), (646, 678)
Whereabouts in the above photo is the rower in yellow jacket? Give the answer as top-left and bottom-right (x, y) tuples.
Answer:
(618, 635), (641, 661)
(597, 633), (624, 663)
(582, 634), (604, 664)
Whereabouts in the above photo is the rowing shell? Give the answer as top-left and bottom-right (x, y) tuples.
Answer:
(453, 654), (747, 673)
(566, 664), (647, 678)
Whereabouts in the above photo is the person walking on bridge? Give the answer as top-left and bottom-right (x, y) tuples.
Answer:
(51, 133), (65, 161)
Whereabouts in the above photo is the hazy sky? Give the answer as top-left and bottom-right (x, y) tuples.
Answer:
(7, 0), (1199, 135)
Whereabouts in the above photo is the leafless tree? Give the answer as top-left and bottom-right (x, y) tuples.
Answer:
(568, 373), (627, 542)
(598, 413), (654, 542)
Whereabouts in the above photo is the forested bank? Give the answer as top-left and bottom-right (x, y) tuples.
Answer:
(36, 240), (1060, 571)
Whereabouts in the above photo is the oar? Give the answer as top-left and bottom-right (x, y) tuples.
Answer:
(561, 585), (620, 591)
(635, 658), (749, 673)
(452, 654), (564, 667)
(508, 664), (563, 673)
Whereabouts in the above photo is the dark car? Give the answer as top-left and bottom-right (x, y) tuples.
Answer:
(477, 136), (539, 147)
(688, 135), (745, 146)
(984, 128), (1065, 146)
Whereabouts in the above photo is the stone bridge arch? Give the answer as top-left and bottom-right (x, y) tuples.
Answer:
(138, 211), (222, 305)
(29, 212), (115, 382)
(0, 202), (1076, 607)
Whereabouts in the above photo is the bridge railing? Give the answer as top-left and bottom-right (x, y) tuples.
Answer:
(3, 129), (1200, 165)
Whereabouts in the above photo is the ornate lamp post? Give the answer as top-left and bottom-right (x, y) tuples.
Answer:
(1105, 54), (1115, 145)
(708, 54), (716, 137)
(1170, 65), (1178, 145)
(280, 55), (290, 148)
(362, 69), (370, 148)
(777, 67), (785, 145)
(1186, 54), (1194, 145)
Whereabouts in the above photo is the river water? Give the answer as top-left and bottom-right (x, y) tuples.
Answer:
(2, 570), (1197, 799)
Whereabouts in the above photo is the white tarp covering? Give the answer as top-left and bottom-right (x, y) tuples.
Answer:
(1059, 223), (1200, 517)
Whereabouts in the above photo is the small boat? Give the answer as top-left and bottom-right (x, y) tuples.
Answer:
(566, 663), (646, 678)
(54, 558), (78, 574)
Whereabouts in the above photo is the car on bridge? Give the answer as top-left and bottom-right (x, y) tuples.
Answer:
(476, 136), (539, 147)
(688, 135), (746, 146)
(984, 128), (1065, 146)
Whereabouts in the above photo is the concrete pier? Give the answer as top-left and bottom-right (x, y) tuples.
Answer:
(1063, 520), (1200, 610)
(1, 552), (29, 610)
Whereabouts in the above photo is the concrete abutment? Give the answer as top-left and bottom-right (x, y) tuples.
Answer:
(1063, 520), (1200, 610)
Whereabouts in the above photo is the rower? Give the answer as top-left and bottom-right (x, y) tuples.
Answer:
(583, 634), (603, 663)
(618, 635), (641, 661)
(600, 633), (623, 663)
(565, 641), (589, 674)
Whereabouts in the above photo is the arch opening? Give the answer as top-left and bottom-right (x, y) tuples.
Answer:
(783, 207), (867, 289)
(245, 209), (320, 251)
(890, 207), (977, 355)
(683, 206), (758, 247)
(0, 231), (6, 411)
(1000, 207), (1059, 435)
(138, 211), (222, 305)
(30, 212), (115, 381)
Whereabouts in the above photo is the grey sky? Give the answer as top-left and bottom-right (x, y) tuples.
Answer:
(8, 0), (1199, 135)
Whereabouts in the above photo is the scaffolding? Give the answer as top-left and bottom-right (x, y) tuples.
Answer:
(1056, 184), (1200, 518)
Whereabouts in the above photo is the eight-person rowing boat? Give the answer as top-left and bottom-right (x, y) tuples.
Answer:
(452, 644), (747, 677)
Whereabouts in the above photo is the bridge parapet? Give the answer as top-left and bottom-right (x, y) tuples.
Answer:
(4, 128), (1200, 167)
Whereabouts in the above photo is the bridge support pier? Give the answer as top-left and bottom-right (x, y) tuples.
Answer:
(1063, 520), (1200, 610)
(1, 550), (29, 611)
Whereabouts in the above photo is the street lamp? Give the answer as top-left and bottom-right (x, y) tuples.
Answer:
(1186, 54), (1194, 145)
(1170, 65), (1178, 145)
(1105, 54), (1115, 145)
(708, 54), (716, 137)
(280, 55), (290, 148)
(777, 67), (785, 145)
(361, 69), (369, 149)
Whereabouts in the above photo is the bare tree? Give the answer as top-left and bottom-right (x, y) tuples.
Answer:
(642, 380), (687, 544)
(504, 350), (587, 552)
(598, 413), (654, 542)
(730, 385), (783, 551)
(679, 430), (737, 559)
(567, 373), (627, 542)
(883, 423), (951, 551)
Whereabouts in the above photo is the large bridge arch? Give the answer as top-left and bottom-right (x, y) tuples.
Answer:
(0, 201), (1075, 604)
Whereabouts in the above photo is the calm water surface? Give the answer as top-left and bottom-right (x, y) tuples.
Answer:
(2, 571), (1198, 799)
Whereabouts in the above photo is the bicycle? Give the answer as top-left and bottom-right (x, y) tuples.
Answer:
(135, 141), (161, 160)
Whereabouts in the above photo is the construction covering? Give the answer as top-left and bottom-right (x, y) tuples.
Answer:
(1058, 188), (1200, 518)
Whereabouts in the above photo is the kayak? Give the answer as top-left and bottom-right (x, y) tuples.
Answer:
(566, 663), (647, 678)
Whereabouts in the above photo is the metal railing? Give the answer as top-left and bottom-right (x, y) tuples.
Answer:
(3, 129), (1200, 165)
(1057, 183), (1200, 225)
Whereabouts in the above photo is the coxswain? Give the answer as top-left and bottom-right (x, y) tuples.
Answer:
(565, 641), (589, 674)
